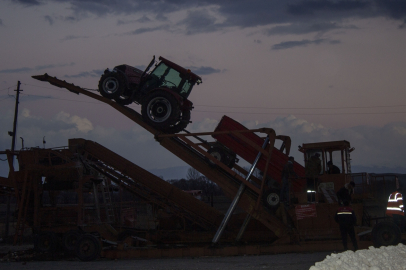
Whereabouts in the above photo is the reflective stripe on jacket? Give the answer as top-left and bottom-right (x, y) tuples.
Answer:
(386, 192), (404, 217)
(335, 206), (357, 225)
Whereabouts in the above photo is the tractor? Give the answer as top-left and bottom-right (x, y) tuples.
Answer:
(98, 56), (202, 133)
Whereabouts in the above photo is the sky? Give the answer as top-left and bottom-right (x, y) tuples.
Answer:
(0, 0), (405, 178)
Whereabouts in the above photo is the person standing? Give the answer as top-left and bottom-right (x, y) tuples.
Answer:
(386, 187), (405, 232)
(335, 200), (358, 251)
(305, 153), (321, 202)
(280, 156), (298, 206)
(337, 181), (356, 205)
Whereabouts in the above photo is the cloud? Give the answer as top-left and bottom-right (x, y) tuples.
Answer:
(64, 69), (103, 78)
(124, 25), (170, 35)
(117, 15), (151, 25)
(240, 115), (406, 169)
(44, 15), (54, 25)
(271, 38), (340, 50)
(178, 9), (220, 35)
(1, 109), (405, 177)
(0, 19), (3, 26)
(60, 35), (89, 42)
(185, 66), (222, 75)
(0, 63), (75, 74)
(265, 22), (357, 36)
(12, 0), (41, 5)
(7, 0), (406, 39)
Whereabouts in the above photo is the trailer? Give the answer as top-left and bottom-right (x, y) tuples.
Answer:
(5, 73), (398, 260)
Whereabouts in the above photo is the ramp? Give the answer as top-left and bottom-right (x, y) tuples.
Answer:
(32, 74), (290, 238)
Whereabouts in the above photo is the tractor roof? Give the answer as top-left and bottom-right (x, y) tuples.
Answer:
(159, 56), (202, 83)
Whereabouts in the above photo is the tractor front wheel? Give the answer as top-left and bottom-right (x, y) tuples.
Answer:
(98, 72), (125, 99)
(141, 91), (180, 130)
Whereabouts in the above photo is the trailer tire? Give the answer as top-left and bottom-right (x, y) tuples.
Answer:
(62, 230), (82, 253)
(75, 234), (101, 261)
(207, 147), (226, 166)
(162, 109), (191, 134)
(372, 221), (401, 247)
(98, 72), (126, 99)
(34, 231), (58, 253)
(141, 91), (180, 129)
(263, 188), (281, 210)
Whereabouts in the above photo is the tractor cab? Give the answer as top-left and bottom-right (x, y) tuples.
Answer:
(298, 140), (355, 200)
(141, 57), (202, 99)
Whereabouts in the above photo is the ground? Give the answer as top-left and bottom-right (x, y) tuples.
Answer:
(0, 244), (330, 270)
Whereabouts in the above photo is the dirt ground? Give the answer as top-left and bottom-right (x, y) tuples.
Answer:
(0, 244), (330, 270)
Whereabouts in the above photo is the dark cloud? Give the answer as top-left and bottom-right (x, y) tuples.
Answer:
(0, 63), (75, 74)
(186, 66), (222, 75)
(117, 15), (151, 25)
(8, 0), (406, 36)
(271, 38), (340, 50)
(64, 69), (103, 78)
(265, 22), (357, 35)
(12, 0), (41, 5)
(60, 35), (89, 41)
(124, 25), (170, 35)
(287, 0), (371, 16)
(178, 9), (219, 35)
(0, 19), (3, 26)
(44, 15), (54, 25)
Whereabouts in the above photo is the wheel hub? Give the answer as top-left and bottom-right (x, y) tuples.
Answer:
(267, 193), (280, 206)
(103, 78), (119, 94)
(147, 97), (172, 123)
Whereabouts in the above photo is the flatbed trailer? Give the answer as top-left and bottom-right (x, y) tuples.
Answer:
(31, 74), (292, 239)
(29, 74), (401, 259)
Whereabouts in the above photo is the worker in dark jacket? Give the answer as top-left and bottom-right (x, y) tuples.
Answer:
(327, 161), (340, 174)
(337, 181), (355, 205)
(280, 156), (298, 205)
(335, 200), (358, 251)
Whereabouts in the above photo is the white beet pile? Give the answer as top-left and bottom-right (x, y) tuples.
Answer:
(309, 244), (406, 270)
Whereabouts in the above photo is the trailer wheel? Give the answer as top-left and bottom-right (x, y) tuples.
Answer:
(372, 221), (401, 247)
(263, 188), (281, 209)
(98, 72), (125, 99)
(75, 234), (101, 262)
(141, 91), (180, 129)
(34, 231), (58, 253)
(162, 110), (191, 134)
(207, 147), (225, 165)
(62, 230), (81, 253)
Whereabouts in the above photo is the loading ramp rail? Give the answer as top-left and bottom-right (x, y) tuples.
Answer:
(32, 74), (291, 240)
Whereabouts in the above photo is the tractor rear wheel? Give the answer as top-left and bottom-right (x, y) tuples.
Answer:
(98, 72), (125, 99)
(372, 221), (401, 247)
(162, 110), (191, 134)
(141, 91), (180, 130)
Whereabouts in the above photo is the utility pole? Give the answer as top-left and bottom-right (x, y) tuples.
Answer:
(4, 81), (22, 241)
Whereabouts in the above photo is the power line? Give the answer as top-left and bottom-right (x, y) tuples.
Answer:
(0, 85), (14, 92)
(195, 104), (406, 110)
(194, 110), (406, 116)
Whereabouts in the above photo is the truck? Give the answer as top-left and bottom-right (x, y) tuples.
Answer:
(98, 56), (202, 133)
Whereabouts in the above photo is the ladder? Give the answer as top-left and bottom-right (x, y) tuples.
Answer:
(101, 178), (115, 223)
